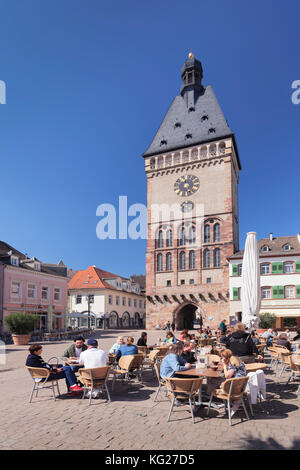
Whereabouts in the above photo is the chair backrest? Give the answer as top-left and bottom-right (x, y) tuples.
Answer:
(153, 361), (161, 382)
(222, 376), (249, 396)
(118, 355), (136, 371)
(107, 354), (116, 364)
(137, 346), (148, 355)
(148, 349), (160, 362)
(206, 354), (220, 364)
(130, 354), (145, 369)
(79, 366), (111, 381)
(165, 377), (203, 396)
(26, 366), (50, 380)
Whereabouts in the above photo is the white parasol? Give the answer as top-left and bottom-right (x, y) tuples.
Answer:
(241, 232), (261, 329)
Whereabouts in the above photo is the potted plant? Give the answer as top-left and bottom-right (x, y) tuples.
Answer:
(4, 312), (37, 345)
(257, 313), (277, 335)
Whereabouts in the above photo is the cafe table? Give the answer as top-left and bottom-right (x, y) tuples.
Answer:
(245, 363), (267, 373)
(176, 364), (224, 409)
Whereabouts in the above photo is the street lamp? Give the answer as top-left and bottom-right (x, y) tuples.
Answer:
(85, 295), (93, 329)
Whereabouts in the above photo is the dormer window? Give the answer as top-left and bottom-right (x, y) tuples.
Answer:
(283, 244), (291, 251)
(34, 262), (40, 271)
(11, 256), (19, 266)
(261, 245), (269, 252)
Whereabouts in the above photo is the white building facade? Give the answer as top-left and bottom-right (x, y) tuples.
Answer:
(229, 235), (300, 329)
(68, 266), (146, 329)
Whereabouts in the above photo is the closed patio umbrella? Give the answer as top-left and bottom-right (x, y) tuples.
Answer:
(47, 305), (53, 333)
(241, 232), (261, 329)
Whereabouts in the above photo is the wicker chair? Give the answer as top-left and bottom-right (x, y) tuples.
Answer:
(110, 355), (139, 390)
(164, 377), (203, 424)
(207, 376), (250, 426)
(137, 346), (149, 357)
(26, 367), (62, 403)
(153, 361), (168, 402)
(143, 349), (160, 375)
(78, 366), (111, 405)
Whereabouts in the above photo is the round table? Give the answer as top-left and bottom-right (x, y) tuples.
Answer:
(245, 363), (267, 373)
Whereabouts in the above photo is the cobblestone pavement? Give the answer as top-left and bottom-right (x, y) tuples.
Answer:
(1, 329), (300, 450)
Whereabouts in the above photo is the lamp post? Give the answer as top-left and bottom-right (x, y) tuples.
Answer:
(86, 295), (93, 329)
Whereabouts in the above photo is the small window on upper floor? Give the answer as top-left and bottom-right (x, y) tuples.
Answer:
(34, 262), (41, 271)
(261, 245), (270, 252)
(283, 244), (291, 251)
(11, 256), (19, 266)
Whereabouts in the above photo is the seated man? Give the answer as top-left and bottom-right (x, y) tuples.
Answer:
(71, 339), (108, 398)
(276, 333), (292, 351)
(26, 343), (81, 395)
(61, 336), (88, 372)
(109, 335), (124, 354)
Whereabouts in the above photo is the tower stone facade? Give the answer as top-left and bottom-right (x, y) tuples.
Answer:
(143, 54), (241, 330)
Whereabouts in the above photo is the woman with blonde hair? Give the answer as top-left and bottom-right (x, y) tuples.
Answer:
(109, 335), (124, 354)
(115, 336), (138, 361)
(220, 349), (247, 416)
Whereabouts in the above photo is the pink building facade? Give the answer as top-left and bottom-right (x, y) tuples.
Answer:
(0, 242), (68, 333)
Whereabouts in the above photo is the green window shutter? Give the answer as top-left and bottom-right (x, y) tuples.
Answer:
(278, 286), (284, 299)
(295, 261), (300, 273)
(232, 265), (238, 276)
(296, 286), (300, 298)
(233, 287), (239, 300)
(273, 286), (278, 298)
(277, 262), (284, 274)
(272, 263), (278, 274)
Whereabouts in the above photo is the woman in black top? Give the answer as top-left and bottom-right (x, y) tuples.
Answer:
(224, 323), (262, 363)
(137, 332), (147, 347)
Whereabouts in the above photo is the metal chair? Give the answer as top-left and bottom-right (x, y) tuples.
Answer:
(207, 376), (250, 426)
(79, 366), (111, 405)
(26, 367), (62, 403)
(164, 377), (203, 424)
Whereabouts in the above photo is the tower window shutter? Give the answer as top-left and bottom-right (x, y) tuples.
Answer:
(233, 287), (239, 300)
(277, 262), (284, 274)
(273, 286), (278, 298)
(278, 286), (284, 299)
(232, 265), (238, 276)
(295, 262), (300, 273)
(296, 286), (300, 298)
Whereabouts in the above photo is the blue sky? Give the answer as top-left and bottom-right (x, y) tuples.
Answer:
(0, 0), (299, 277)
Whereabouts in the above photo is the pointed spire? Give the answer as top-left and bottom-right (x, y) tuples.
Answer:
(180, 52), (204, 107)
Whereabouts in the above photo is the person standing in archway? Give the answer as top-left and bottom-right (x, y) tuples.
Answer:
(171, 321), (175, 332)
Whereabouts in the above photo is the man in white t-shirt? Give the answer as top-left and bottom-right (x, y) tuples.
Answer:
(78, 339), (107, 369)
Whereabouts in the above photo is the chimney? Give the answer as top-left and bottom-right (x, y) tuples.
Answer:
(269, 233), (273, 241)
(297, 233), (300, 244)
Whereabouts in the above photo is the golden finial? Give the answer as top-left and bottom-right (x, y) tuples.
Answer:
(188, 52), (194, 59)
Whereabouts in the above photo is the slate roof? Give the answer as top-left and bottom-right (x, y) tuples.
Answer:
(143, 56), (241, 168)
(0, 240), (67, 277)
(229, 236), (300, 260)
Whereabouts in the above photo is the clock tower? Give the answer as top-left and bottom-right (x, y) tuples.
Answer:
(143, 54), (241, 330)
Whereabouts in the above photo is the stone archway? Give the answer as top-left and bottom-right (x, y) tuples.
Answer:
(122, 311), (130, 328)
(174, 303), (198, 331)
(109, 311), (119, 328)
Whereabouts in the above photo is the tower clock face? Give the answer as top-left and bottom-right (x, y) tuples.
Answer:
(174, 175), (200, 197)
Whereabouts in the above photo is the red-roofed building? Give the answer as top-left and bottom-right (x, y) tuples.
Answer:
(68, 266), (146, 329)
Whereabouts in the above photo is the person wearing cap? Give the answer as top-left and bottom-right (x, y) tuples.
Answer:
(61, 336), (88, 372)
(75, 339), (108, 369)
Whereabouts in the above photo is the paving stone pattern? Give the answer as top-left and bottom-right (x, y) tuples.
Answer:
(1, 329), (300, 450)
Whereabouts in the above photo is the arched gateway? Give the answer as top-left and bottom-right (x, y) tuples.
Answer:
(174, 303), (198, 330)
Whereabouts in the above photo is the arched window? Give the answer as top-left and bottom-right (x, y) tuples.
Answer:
(179, 251), (186, 270)
(189, 226), (196, 244)
(203, 249), (210, 268)
(157, 230), (163, 248)
(204, 224), (210, 243)
(214, 248), (221, 267)
(214, 223), (220, 242)
(166, 252), (172, 271)
(179, 226), (186, 246)
(157, 253), (163, 272)
(189, 250), (195, 269)
(166, 229), (172, 247)
(150, 158), (155, 169)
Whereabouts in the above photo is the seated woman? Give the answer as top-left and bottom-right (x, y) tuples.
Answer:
(115, 337), (138, 361)
(160, 342), (192, 380)
(181, 340), (197, 364)
(137, 332), (147, 347)
(163, 332), (177, 344)
(220, 348), (247, 416)
(224, 322), (262, 363)
(276, 333), (292, 351)
(178, 329), (189, 341)
(251, 330), (261, 345)
(109, 335), (124, 354)
(25, 343), (81, 394)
